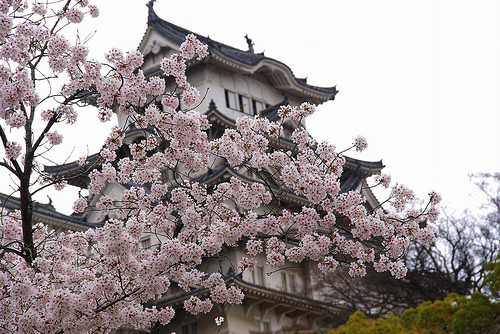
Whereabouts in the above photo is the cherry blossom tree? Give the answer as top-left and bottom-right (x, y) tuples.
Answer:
(317, 174), (500, 320)
(0, 1), (440, 333)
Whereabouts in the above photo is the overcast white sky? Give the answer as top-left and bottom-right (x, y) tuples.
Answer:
(21, 0), (500, 214)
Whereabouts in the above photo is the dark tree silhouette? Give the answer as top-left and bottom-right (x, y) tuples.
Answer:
(318, 173), (500, 319)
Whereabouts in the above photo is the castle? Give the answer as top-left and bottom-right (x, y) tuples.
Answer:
(39, 2), (384, 333)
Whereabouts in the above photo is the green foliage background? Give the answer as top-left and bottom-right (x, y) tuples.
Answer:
(328, 254), (500, 334)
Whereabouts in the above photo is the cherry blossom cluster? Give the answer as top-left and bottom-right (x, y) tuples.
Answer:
(0, 1), (442, 332)
(353, 135), (368, 152)
(277, 102), (316, 121)
(203, 111), (441, 282)
(160, 33), (207, 108)
(78, 90), (440, 331)
(0, 215), (176, 333)
(0, 1), (193, 332)
(215, 316), (225, 326)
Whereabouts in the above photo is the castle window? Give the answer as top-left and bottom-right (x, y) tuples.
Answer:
(281, 272), (288, 292)
(225, 90), (237, 110)
(225, 89), (262, 115)
(140, 238), (151, 249)
(252, 265), (266, 286)
(289, 274), (296, 293)
(256, 320), (270, 333)
(252, 99), (268, 115)
(182, 322), (197, 334)
(281, 273), (296, 293)
(239, 95), (250, 114)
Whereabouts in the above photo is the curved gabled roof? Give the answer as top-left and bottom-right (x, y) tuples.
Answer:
(44, 153), (100, 189)
(146, 6), (266, 67)
(0, 192), (99, 229)
(143, 1), (338, 103)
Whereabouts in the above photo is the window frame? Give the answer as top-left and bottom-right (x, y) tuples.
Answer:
(140, 238), (151, 249)
(225, 89), (267, 116)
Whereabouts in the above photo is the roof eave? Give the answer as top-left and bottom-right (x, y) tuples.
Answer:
(142, 3), (338, 104)
(209, 50), (337, 104)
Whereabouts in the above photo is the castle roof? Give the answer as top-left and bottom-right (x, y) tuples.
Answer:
(0, 192), (99, 230)
(152, 276), (345, 321)
(141, 1), (338, 104)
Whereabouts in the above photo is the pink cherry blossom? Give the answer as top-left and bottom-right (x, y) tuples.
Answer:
(0, 2), (441, 332)
(353, 135), (368, 152)
(88, 5), (99, 18)
(72, 198), (87, 212)
(348, 260), (367, 277)
(46, 131), (63, 145)
(5, 141), (21, 159)
(318, 256), (340, 273)
(65, 7), (84, 23)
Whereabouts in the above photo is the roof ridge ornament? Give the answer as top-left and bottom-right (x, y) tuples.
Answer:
(209, 99), (217, 111)
(146, 0), (158, 24)
(146, 0), (156, 9)
(244, 34), (254, 53)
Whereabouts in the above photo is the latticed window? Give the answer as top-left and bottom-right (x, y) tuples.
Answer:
(140, 238), (151, 249)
